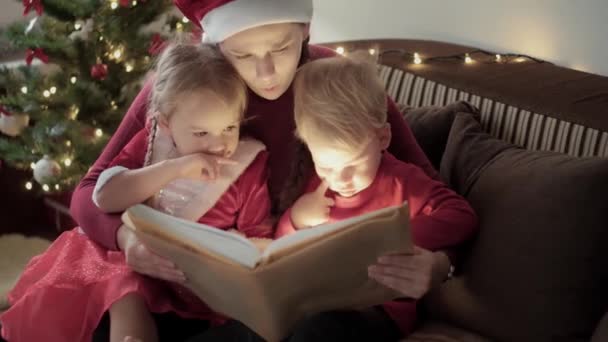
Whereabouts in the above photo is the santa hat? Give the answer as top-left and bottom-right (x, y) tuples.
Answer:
(174, 0), (313, 43)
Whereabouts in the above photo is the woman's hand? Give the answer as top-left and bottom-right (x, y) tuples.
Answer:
(368, 246), (450, 299)
(117, 224), (186, 283)
(290, 181), (335, 229)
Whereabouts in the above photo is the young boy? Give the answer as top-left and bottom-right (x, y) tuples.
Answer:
(275, 56), (478, 339)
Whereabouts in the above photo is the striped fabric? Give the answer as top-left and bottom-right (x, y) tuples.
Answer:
(378, 65), (608, 158)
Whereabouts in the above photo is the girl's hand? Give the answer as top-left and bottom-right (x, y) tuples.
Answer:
(172, 153), (237, 181)
(368, 246), (449, 299)
(117, 224), (186, 283)
(290, 181), (335, 229)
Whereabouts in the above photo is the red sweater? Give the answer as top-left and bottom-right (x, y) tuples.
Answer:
(70, 45), (438, 250)
(107, 129), (273, 238)
(276, 152), (478, 336)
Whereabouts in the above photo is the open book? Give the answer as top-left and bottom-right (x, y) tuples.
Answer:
(122, 202), (412, 341)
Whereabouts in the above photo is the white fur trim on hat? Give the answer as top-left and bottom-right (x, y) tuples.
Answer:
(201, 0), (313, 43)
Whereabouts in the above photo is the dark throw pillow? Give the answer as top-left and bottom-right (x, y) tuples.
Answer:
(402, 101), (479, 171)
(429, 112), (608, 342)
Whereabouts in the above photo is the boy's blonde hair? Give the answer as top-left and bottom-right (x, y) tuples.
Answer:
(293, 56), (387, 150)
(150, 43), (247, 120)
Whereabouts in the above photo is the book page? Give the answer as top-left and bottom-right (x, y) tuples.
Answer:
(261, 204), (403, 261)
(126, 205), (262, 268)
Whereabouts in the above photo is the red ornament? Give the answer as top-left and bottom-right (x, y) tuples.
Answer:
(119, 0), (130, 7)
(90, 63), (109, 80)
(25, 48), (49, 66)
(148, 34), (168, 56)
(23, 0), (43, 16)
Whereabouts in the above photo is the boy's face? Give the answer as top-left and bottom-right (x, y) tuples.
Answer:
(163, 90), (241, 158)
(305, 127), (390, 198)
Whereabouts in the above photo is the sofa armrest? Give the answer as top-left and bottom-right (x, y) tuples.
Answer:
(591, 311), (608, 342)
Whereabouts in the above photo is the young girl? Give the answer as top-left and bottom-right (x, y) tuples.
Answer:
(0, 43), (273, 342)
(269, 57), (478, 340)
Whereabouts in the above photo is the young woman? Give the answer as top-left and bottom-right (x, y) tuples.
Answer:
(68, 0), (459, 339)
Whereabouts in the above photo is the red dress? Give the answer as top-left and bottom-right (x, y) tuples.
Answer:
(276, 152), (478, 337)
(0, 130), (273, 342)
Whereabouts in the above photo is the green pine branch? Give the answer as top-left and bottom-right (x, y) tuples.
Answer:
(2, 0), (180, 195)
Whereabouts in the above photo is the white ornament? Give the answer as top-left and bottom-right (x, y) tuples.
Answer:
(0, 113), (30, 137)
(33, 155), (62, 185)
(69, 19), (94, 41)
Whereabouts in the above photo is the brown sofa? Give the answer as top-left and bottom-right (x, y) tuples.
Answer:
(320, 39), (608, 342)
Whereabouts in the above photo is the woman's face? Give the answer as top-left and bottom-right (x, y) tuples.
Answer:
(220, 23), (308, 100)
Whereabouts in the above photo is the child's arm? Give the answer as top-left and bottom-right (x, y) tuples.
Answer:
(368, 163), (477, 299)
(95, 158), (183, 213)
(96, 148), (234, 213)
(404, 165), (478, 250)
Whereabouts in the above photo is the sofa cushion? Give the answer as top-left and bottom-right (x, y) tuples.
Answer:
(429, 112), (608, 341)
(402, 101), (479, 170)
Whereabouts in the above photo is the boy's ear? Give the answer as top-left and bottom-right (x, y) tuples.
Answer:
(377, 123), (392, 150)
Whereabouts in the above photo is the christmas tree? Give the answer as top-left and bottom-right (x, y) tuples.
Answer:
(0, 0), (194, 194)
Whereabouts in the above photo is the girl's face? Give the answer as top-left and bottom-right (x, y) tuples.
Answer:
(305, 127), (391, 198)
(162, 90), (241, 157)
(220, 23), (308, 100)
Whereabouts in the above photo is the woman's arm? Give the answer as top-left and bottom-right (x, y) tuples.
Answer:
(70, 79), (153, 250)
(369, 165), (477, 298)
(234, 152), (274, 238)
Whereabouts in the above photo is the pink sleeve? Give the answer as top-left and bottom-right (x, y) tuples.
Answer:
(235, 151), (274, 239)
(400, 164), (478, 251)
(386, 97), (439, 180)
(70, 79), (153, 250)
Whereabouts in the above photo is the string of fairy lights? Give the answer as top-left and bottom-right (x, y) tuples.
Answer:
(334, 46), (547, 65)
(11, 3), (546, 193)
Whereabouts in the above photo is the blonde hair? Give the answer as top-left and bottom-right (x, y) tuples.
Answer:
(150, 43), (247, 120)
(144, 42), (247, 165)
(293, 56), (387, 150)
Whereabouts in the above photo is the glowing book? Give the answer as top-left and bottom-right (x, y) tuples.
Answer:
(122, 202), (411, 341)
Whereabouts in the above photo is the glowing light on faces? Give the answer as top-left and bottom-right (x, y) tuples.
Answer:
(306, 136), (383, 198)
